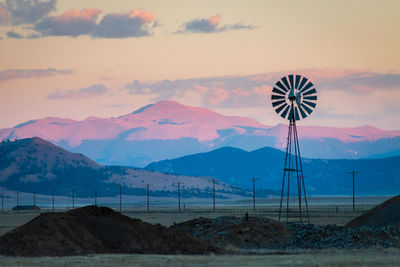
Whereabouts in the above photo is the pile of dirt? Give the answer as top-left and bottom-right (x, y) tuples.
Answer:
(346, 195), (400, 228)
(0, 206), (220, 256)
(171, 216), (290, 249)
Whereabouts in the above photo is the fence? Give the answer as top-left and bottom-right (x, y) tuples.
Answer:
(0, 188), (388, 215)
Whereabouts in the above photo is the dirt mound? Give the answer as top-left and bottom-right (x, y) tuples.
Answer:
(172, 216), (290, 249)
(0, 206), (220, 256)
(346, 195), (400, 228)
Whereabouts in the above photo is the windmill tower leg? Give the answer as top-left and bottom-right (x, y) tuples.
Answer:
(279, 117), (310, 223)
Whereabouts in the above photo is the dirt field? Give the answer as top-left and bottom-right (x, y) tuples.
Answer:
(0, 249), (400, 266)
(0, 196), (388, 236)
(0, 196), (398, 265)
(0, 205), (367, 236)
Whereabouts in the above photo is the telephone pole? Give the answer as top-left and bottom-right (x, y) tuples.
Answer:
(72, 189), (75, 209)
(347, 170), (360, 211)
(119, 185), (122, 213)
(52, 190), (55, 211)
(210, 179), (216, 212)
(94, 188), (97, 207)
(146, 184), (152, 213)
(174, 181), (184, 212)
(249, 177), (260, 211)
(33, 191), (36, 206)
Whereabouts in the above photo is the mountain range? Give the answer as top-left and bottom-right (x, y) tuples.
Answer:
(0, 137), (240, 198)
(146, 146), (400, 196)
(1, 100), (400, 167)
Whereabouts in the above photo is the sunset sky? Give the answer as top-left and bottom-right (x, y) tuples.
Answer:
(0, 0), (399, 129)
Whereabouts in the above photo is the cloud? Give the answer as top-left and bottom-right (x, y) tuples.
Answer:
(6, 30), (22, 38)
(0, 68), (72, 83)
(34, 8), (101, 37)
(125, 69), (400, 108)
(93, 9), (156, 38)
(33, 8), (156, 38)
(318, 72), (400, 93)
(47, 84), (108, 99)
(0, 0), (56, 25)
(176, 14), (255, 34)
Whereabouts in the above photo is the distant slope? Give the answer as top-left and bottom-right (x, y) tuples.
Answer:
(146, 147), (400, 196)
(346, 195), (400, 228)
(1, 100), (400, 167)
(0, 138), (239, 197)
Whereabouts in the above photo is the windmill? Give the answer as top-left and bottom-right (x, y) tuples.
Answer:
(271, 74), (317, 223)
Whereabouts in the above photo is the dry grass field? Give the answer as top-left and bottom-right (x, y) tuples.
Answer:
(0, 249), (400, 266)
(0, 196), (398, 266)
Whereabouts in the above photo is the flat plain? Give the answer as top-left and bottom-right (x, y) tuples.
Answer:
(0, 196), (398, 266)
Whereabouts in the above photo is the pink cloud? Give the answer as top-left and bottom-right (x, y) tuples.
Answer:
(0, 5), (11, 24)
(207, 14), (221, 25)
(128, 8), (155, 23)
(209, 88), (230, 105)
(193, 85), (209, 94)
(54, 8), (102, 22)
(232, 88), (251, 97)
(253, 85), (271, 96)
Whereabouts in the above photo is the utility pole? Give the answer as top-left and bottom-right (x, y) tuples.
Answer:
(1, 192), (4, 213)
(17, 191), (19, 207)
(174, 181), (184, 212)
(347, 170), (360, 212)
(146, 184), (151, 213)
(119, 185), (122, 213)
(33, 191), (36, 206)
(210, 179), (216, 212)
(249, 177), (260, 211)
(52, 190), (55, 211)
(94, 188), (97, 207)
(72, 189), (74, 209)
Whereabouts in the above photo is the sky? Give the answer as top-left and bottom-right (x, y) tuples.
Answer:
(0, 0), (400, 130)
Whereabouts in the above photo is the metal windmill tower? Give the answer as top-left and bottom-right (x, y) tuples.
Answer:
(270, 74), (317, 223)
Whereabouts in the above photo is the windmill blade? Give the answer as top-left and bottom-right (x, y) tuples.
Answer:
(275, 103), (288, 114)
(297, 104), (308, 118)
(272, 87), (286, 95)
(295, 75), (301, 89)
(281, 76), (291, 91)
(301, 103), (313, 114)
(294, 107), (300, 121)
(280, 105), (290, 119)
(275, 102), (288, 113)
(288, 75), (294, 90)
(276, 81), (289, 92)
(298, 77), (308, 91)
(272, 100), (286, 107)
(303, 100), (316, 108)
(303, 95), (317, 100)
(271, 94), (285, 100)
(302, 88), (317, 96)
(301, 81), (314, 93)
